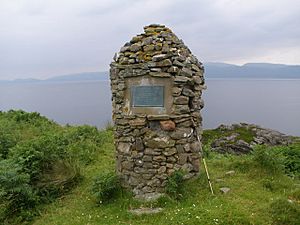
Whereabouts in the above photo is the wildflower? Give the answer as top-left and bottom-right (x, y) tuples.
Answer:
(213, 218), (219, 224)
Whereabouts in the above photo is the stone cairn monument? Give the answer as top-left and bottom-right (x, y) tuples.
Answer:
(110, 24), (205, 199)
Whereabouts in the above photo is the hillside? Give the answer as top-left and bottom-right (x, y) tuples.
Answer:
(205, 62), (300, 79)
(0, 110), (299, 225)
(0, 72), (109, 84)
(1, 63), (300, 84)
(46, 72), (109, 82)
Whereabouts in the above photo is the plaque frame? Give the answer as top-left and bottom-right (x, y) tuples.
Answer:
(124, 76), (173, 115)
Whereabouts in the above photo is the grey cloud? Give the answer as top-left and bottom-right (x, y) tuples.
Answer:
(0, 0), (299, 79)
(79, 0), (138, 16)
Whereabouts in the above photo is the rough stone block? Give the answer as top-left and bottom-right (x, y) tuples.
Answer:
(174, 96), (189, 105)
(145, 137), (175, 148)
(156, 59), (172, 67)
(118, 142), (131, 154)
(147, 114), (170, 120)
(153, 156), (167, 162)
(178, 154), (188, 165)
(129, 118), (146, 126)
(160, 120), (176, 131)
(163, 147), (177, 156)
(172, 105), (190, 114)
(170, 128), (193, 140)
(122, 161), (134, 170)
(179, 68), (193, 77)
(152, 54), (168, 62)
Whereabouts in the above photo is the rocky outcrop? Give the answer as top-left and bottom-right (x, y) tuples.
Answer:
(210, 123), (294, 155)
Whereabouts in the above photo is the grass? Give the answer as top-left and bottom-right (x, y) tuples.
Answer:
(31, 132), (299, 225)
(1, 111), (299, 225)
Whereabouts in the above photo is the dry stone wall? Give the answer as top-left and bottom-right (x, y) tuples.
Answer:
(110, 24), (205, 198)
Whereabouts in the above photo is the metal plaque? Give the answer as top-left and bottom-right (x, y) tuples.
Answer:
(131, 85), (164, 107)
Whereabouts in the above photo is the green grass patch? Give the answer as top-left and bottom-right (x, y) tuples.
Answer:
(32, 142), (299, 225)
(0, 110), (299, 225)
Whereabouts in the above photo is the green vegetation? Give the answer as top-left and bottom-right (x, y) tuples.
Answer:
(270, 198), (300, 225)
(165, 170), (185, 200)
(252, 145), (300, 178)
(0, 110), (109, 224)
(91, 172), (121, 204)
(0, 110), (299, 225)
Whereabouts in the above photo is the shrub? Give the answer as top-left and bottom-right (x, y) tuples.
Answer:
(65, 126), (107, 165)
(202, 144), (213, 159)
(66, 125), (103, 144)
(165, 170), (184, 199)
(252, 146), (285, 174)
(281, 144), (300, 178)
(0, 111), (106, 222)
(91, 172), (121, 204)
(67, 142), (97, 165)
(36, 159), (80, 201)
(6, 110), (53, 126)
(270, 198), (300, 225)
(253, 144), (300, 178)
(0, 131), (17, 159)
(1, 132), (80, 222)
(9, 133), (68, 181)
(0, 160), (38, 220)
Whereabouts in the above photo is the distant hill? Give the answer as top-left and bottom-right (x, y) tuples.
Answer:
(0, 78), (41, 84)
(1, 63), (300, 83)
(205, 62), (300, 79)
(46, 72), (108, 82)
(0, 72), (109, 84)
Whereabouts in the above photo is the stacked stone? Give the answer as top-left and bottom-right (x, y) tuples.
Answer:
(110, 24), (205, 198)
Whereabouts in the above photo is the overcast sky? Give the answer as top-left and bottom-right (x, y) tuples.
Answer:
(0, 0), (299, 80)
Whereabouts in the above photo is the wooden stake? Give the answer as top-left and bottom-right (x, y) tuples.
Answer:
(202, 158), (214, 195)
(193, 120), (214, 195)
